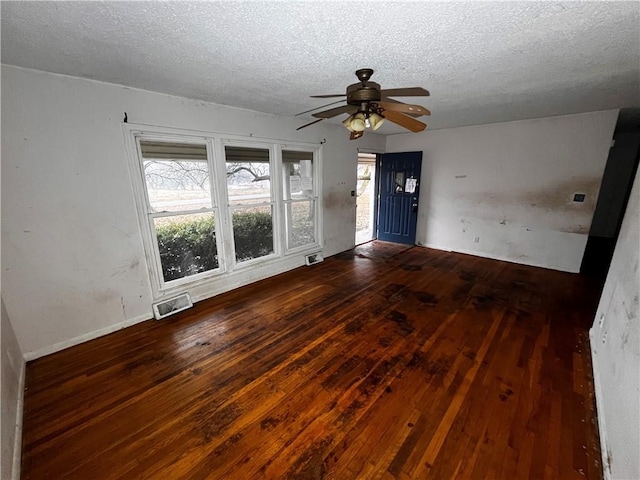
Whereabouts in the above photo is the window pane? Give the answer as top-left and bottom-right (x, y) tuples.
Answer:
(283, 150), (313, 200)
(395, 172), (405, 193)
(232, 206), (274, 262)
(153, 212), (218, 282)
(144, 159), (211, 212)
(225, 147), (271, 206)
(287, 200), (315, 249)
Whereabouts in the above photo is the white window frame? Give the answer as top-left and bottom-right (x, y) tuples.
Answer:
(281, 146), (320, 254)
(124, 130), (227, 294)
(221, 140), (281, 269)
(123, 124), (323, 300)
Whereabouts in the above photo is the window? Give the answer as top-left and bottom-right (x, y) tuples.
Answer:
(127, 126), (322, 296)
(282, 150), (317, 250)
(139, 140), (221, 286)
(225, 146), (275, 263)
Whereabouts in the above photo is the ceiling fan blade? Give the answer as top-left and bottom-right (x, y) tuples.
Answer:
(310, 94), (346, 98)
(381, 87), (430, 97)
(378, 98), (422, 117)
(350, 130), (364, 140)
(377, 101), (431, 116)
(295, 100), (347, 116)
(383, 110), (427, 133)
(312, 105), (357, 119)
(296, 118), (325, 131)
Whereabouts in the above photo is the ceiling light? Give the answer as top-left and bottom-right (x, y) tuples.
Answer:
(342, 116), (355, 132)
(369, 112), (385, 131)
(342, 107), (386, 134)
(350, 112), (366, 132)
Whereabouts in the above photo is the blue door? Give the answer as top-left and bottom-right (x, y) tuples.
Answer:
(377, 151), (422, 245)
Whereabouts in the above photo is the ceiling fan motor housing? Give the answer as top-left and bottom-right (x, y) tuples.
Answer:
(346, 82), (382, 105)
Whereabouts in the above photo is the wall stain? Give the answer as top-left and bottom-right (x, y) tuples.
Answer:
(463, 175), (603, 233)
(324, 189), (352, 211)
(562, 224), (590, 234)
(520, 176), (601, 211)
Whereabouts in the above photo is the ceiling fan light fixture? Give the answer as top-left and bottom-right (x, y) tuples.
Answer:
(342, 116), (356, 132)
(351, 112), (366, 132)
(369, 112), (385, 131)
(298, 69), (429, 139)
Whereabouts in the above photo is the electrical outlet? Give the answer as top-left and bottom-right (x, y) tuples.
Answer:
(473, 236), (480, 243)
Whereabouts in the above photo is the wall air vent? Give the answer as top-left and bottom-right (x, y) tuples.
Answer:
(152, 293), (193, 320)
(305, 252), (324, 266)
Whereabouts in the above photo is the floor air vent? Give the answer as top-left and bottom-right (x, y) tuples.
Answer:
(152, 293), (193, 320)
(305, 252), (324, 266)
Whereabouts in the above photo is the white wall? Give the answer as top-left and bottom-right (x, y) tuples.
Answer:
(1, 65), (384, 357)
(590, 167), (639, 480)
(1, 297), (25, 480)
(386, 111), (618, 272)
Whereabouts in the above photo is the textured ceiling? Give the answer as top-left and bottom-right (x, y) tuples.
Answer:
(2, 1), (639, 133)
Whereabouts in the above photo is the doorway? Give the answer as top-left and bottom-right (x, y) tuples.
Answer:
(581, 108), (640, 279)
(355, 153), (377, 245)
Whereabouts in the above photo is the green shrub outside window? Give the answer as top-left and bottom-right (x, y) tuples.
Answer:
(156, 210), (273, 281)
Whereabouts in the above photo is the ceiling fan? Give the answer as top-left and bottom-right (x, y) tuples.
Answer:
(297, 68), (430, 140)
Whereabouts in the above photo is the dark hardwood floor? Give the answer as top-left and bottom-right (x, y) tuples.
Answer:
(21, 242), (603, 479)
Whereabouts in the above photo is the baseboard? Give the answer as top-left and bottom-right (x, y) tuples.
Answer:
(22, 250), (323, 362)
(589, 329), (611, 480)
(23, 313), (151, 361)
(417, 242), (579, 273)
(11, 358), (25, 480)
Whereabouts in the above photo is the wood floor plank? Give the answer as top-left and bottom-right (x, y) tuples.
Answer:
(20, 242), (604, 479)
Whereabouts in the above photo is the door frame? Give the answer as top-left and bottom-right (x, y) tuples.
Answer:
(373, 153), (382, 240)
(354, 152), (379, 245)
